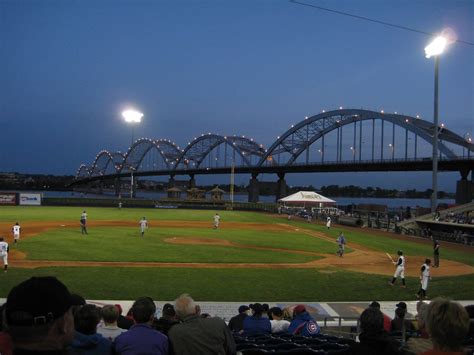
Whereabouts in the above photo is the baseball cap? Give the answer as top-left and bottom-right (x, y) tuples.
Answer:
(162, 303), (176, 317)
(396, 302), (407, 309)
(6, 276), (73, 327)
(293, 305), (306, 314)
(238, 305), (250, 313)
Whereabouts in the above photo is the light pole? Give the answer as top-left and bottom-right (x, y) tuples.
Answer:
(388, 143), (394, 160)
(425, 35), (447, 213)
(122, 109), (144, 198)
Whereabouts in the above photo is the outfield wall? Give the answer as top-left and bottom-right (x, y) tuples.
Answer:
(42, 197), (278, 212)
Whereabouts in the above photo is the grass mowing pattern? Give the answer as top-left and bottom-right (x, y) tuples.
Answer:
(1, 267), (473, 302)
(16, 227), (323, 263)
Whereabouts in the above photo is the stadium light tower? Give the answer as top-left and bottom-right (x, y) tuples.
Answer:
(425, 35), (447, 213)
(122, 109), (144, 198)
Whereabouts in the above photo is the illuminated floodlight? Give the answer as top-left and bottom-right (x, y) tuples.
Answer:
(122, 109), (143, 123)
(425, 36), (447, 58)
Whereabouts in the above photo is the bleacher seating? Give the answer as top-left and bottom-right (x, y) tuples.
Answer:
(233, 333), (354, 355)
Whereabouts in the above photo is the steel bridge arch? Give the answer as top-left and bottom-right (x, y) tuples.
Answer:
(120, 138), (183, 172)
(258, 109), (474, 166)
(89, 150), (125, 177)
(175, 133), (266, 169)
(76, 164), (91, 179)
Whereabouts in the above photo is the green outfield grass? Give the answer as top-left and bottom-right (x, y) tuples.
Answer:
(1, 206), (473, 301)
(1, 267), (473, 302)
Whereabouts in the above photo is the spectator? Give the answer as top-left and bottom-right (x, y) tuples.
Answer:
(70, 304), (112, 354)
(368, 301), (391, 333)
(114, 297), (168, 355)
(350, 307), (401, 355)
(419, 298), (470, 355)
(288, 305), (320, 336)
(465, 305), (474, 338)
(390, 302), (415, 334)
(268, 307), (290, 334)
(4, 276), (76, 354)
(0, 303), (13, 355)
(97, 305), (127, 341)
(168, 294), (236, 355)
(404, 302), (432, 355)
(242, 303), (271, 336)
(227, 305), (249, 333)
(152, 303), (179, 336)
(115, 304), (134, 330)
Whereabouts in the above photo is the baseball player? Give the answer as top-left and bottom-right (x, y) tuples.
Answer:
(416, 258), (431, 300)
(326, 216), (331, 229)
(433, 239), (440, 268)
(80, 210), (88, 235)
(139, 217), (148, 237)
(0, 237), (9, 273)
(213, 213), (221, 229)
(389, 250), (406, 288)
(336, 232), (346, 257)
(12, 222), (21, 244)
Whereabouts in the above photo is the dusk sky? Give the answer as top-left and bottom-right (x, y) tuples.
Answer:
(1, 0), (473, 192)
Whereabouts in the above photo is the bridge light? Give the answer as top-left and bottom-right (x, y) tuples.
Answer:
(322, 110), (325, 113)
(291, 125), (294, 128)
(380, 110), (384, 113)
(441, 123), (445, 128)
(277, 136), (280, 139)
(394, 111), (398, 114)
(305, 116), (308, 119)
(339, 106), (343, 110)
(416, 115), (420, 119)
(405, 119), (409, 123)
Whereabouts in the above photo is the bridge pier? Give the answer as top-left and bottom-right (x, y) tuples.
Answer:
(455, 169), (473, 204)
(276, 173), (288, 202)
(248, 173), (260, 203)
(114, 178), (121, 197)
(168, 175), (175, 188)
(189, 174), (196, 189)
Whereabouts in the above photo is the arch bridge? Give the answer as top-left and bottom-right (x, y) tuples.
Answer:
(74, 109), (474, 204)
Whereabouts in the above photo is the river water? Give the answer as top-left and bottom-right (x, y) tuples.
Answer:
(43, 190), (454, 209)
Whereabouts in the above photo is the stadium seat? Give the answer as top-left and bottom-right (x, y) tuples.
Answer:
(240, 349), (274, 355)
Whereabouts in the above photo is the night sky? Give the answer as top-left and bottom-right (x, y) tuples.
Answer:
(1, 0), (473, 191)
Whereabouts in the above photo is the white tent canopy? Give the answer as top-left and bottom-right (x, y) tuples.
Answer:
(279, 191), (336, 206)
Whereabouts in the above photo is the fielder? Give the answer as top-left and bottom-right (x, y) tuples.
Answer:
(12, 222), (21, 244)
(326, 216), (331, 229)
(80, 210), (88, 235)
(139, 217), (148, 237)
(389, 250), (406, 288)
(336, 232), (346, 257)
(213, 213), (221, 229)
(416, 258), (431, 300)
(0, 237), (9, 273)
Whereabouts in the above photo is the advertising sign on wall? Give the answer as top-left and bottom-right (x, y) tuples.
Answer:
(0, 193), (17, 205)
(19, 193), (42, 206)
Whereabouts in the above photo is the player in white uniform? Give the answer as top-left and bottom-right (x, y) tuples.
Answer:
(139, 217), (148, 237)
(416, 259), (431, 299)
(80, 211), (88, 235)
(12, 222), (21, 243)
(213, 213), (221, 229)
(326, 216), (331, 229)
(0, 237), (9, 273)
(389, 250), (406, 288)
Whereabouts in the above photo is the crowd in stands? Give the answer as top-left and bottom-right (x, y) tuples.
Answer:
(0, 276), (473, 355)
(433, 211), (474, 225)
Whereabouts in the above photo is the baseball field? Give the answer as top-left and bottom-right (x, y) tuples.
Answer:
(0, 205), (473, 302)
